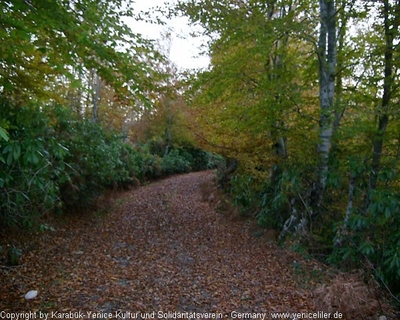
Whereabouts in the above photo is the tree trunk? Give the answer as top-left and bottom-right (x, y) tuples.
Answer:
(316, 0), (337, 206)
(164, 98), (174, 156)
(90, 70), (104, 123)
(332, 0), (353, 136)
(334, 173), (355, 247)
(369, 0), (397, 193)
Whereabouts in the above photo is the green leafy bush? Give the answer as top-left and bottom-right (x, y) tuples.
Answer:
(178, 146), (216, 171)
(0, 102), (67, 227)
(0, 99), (217, 228)
(330, 186), (400, 294)
(230, 174), (257, 215)
(0, 102), (143, 224)
(57, 118), (154, 209)
(134, 143), (163, 180)
(161, 149), (192, 175)
(158, 146), (219, 176)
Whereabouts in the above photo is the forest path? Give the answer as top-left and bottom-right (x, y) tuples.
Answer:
(1, 171), (323, 317)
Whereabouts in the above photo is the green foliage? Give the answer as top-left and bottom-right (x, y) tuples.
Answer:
(180, 0), (316, 173)
(0, 101), (67, 227)
(255, 165), (306, 229)
(141, 153), (163, 180)
(160, 146), (219, 176)
(186, 146), (221, 171)
(0, 0), (161, 103)
(230, 174), (257, 215)
(0, 127), (9, 142)
(161, 149), (192, 175)
(331, 185), (400, 293)
(58, 119), (135, 208)
(0, 97), (216, 227)
(136, 138), (220, 177)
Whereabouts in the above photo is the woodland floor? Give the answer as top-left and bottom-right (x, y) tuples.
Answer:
(0, 171), (395, 319)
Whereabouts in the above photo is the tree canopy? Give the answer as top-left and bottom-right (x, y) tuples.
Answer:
(0, 0), (162, 103)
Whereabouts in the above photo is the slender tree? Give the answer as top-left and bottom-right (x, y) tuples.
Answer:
(369, 0), (399, 193)
(315, 0), (337, 206)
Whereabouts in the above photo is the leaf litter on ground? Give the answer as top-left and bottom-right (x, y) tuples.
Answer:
(0, 171), (395, 319)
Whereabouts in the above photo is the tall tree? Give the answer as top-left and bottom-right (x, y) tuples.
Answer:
(179, 0), (312, 175)
(315, 0), (337, 206)
(369, 0), (400, 193)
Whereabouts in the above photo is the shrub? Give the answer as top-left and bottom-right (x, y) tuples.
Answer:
(161, 149), (191, 175)
(0, 102), (68, 227)
(58, 119), (143, 209)
(0, 99), (218, 227)
(134, 143), (163, 180)
(178, 145), (214, 171)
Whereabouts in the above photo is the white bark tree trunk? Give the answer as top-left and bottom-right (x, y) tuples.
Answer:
(316, 0), (337, 205)
(89, 69), (104, 123)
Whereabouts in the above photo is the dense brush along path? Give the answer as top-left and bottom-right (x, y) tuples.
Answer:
(1, 171), (328, 317)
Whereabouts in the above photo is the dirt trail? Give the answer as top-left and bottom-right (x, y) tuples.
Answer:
(1, 171), (322, 317)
